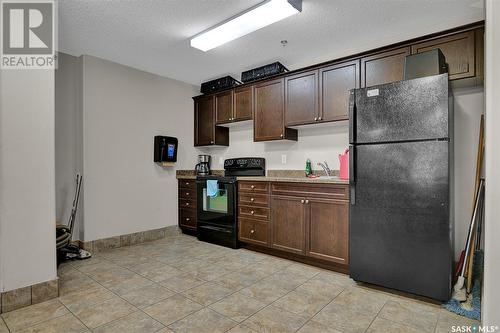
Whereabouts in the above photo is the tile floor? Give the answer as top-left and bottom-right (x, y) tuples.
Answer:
(0, 233), (480, 333)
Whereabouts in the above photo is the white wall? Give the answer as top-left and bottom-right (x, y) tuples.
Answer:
(55, 53), (84, 240)
(483, 0), (500, 325)
(0, 69), (57, 291)
(81, 55), (198, 241)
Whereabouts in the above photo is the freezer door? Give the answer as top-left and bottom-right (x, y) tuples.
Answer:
(349, 141), (452, 301)
(350, 73), (449, 144)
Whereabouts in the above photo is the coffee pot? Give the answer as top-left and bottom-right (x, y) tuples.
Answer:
(195, 155), (211, 176)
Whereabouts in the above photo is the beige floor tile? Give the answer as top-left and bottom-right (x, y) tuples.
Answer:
(70, 256), (108, 268)
(16, 313), (88, 333)
(167, 308), (237, 333)
(258, 271), (309, 291)
(58, 275), (102, 297)
(59, 286), (115, 313)
(105, 274), (154, 296)
(71, 296), (136, 329)
(226, 324), (258, 333)
(0, 318), (9, 333)
(120, 284), (174, 308)
(296, 320), (343, 333)
(143, 294), (203, 326)
(313, 302), (376, 333)
(311, 271), (354, 287)
(158, 272), (206, 293)
(435, 309), (481, 333)
(137, 265), (183, 282)
(155, 328), (175, 333)
(378, 299), (439, 332)
(189, 264), (233, 281)
(296, 278), (345, 300)
(367, 317), (423, 333)
(209, 292), (267, 322)
(331, 287), (388, 315)
(164, 258), (211, 272)
(90, 268), (138, 287)
(93, 311), (165, 333)
(243, 305), (309, 333)
(281, 263), (322, 279)
(214, 270), (264, 291)
(2, 299), (68, 332)
(272, 289), (331, 317)
(182, 282), (234, 306)
(239, 280), (289, 304)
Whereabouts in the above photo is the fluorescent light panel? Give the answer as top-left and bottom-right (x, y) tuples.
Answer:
(191, 0), (302, 52)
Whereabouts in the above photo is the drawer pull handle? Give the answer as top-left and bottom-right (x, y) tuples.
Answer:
(314, 117), (318, 121)
(185, 192), (189, 196)
(250, 185), (255, 189)
(186, 218), (190, 221)
(301, 199), (305, 204)
(250, 229), (255, 234)
(250, 198), (255, 202)
(305, 199), (309, 204)
(250, 210), (255, 215)
(186, 182), (190, 185)
(185, 202), (190, 206)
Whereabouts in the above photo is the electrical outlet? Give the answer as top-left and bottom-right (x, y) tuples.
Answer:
(281, 154), (287, 164)
(219, 157), (224, 165)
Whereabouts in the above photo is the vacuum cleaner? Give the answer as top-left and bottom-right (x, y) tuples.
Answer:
(56, 174), (91, 263)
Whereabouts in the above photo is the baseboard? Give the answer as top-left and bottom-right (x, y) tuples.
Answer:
(0, 278), (59, 314)
(80, 225), (181, 253)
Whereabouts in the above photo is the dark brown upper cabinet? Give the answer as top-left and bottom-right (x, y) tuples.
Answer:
(284, 70), (319, 126)
(254, 78), (298, 142)
(233, 86), (253, 121)
(411, 30), (476, 81)
(215, 90), (233, 124)
(194, 95), (229, 146)
(319, 59), (360, 122)
(361, 47), (411, 88)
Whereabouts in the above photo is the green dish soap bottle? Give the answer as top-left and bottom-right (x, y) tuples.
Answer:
(305, 159), (312, 177)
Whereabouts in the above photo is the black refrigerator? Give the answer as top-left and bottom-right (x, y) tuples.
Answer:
(349, 73), (454, 301)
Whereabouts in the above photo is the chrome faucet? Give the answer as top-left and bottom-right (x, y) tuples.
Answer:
(317, 161), (332, 176)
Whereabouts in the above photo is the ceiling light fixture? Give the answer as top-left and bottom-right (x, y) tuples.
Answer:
(190, 0), (302, 52)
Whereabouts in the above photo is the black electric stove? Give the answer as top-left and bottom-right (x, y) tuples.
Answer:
(196, 158), (265, 249)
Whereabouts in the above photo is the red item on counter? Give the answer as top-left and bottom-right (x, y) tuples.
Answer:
(339, 148), (349, 180)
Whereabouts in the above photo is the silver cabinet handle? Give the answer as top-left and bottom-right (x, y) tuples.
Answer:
(301, 199), (305, 204)
(250, 210), (255, 215)
(280, 134), (283, 138)
(185, 182), (190, 185)
(186, 218), (190, 221)
(250, 229), (255, 234)
(305, 199), (309, 204)
(185, 192), (189, 196)
(314, 117), (318, 121)
(210, 141), (214, 144)
(250, 185), (255, 189)
(318, 117), (322, 121)
(185, 202), (190, 206)
(250, 198), (255, 202)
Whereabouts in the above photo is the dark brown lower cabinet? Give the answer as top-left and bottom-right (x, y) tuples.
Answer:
(307, 198), (349, 265)
(271, 196), (306, 255)
(178, 179), (197, 232)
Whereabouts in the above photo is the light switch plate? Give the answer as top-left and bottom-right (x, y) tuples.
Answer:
(281, 154), (287, 164)
(218, 157), (224, 165)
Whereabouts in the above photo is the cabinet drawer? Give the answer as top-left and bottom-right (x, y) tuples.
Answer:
(271, 182), (349, 200)
(178, 179), (196, 190)
(179, 198), (197, 210)
(179, 188), (196, 200)
(239, 206), (270, 221)
(179, 209), (196, 229)
(238, 193), (269, 207)
(239, 219), (269, 246)
(238, 181), (269, 193)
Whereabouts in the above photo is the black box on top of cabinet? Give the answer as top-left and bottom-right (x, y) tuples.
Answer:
(200, 76), (240, 94)
(241, 62), (289, 83)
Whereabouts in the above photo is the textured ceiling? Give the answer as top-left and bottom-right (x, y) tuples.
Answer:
(59, 0), (484, 86)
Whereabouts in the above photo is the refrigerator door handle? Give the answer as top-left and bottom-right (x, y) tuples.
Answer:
(349, 91), (356, 144)
(349, 145), (356, 205)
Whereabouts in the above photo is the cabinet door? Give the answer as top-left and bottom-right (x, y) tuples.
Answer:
(319, 60), (360, 122)
(306, 198), (349, 264)
(254, 79), (285, 141)
(271, 196), (306, 254)
(361, 47), (410, 87)
(411, 30), (475, 80)
(194, 95), (215, 146)
(215, 90), (233, 124)
(285, 70), (319, 126)
(233, 86), (253, 121)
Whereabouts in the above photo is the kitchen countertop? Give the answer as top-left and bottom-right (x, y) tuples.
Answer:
(176, 170), (348, 185)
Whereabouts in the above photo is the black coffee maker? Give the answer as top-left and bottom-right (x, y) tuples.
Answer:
(195, 155), (211, 176)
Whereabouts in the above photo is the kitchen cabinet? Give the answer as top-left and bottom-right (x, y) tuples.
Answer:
(238, 180), (271, 247)
(254, 79), (298, 141)
(307, 198), (349, 264)
(319, 60), (360, 122)
(239, 218), (269, 246)
(233, 86), (253, 121)
(215, 90), (233, 124)
(285, 70), (319, 126)
(178, 179), (197, 232)
(194, 95), (229, 146)
(361, 47), (411, 87)
(411, 30), (477, 81)
(271, 195), (306, 255)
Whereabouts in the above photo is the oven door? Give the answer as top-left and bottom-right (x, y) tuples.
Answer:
(196, 178), (236, 226)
